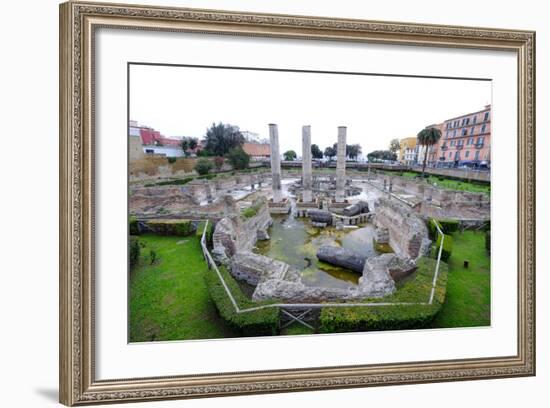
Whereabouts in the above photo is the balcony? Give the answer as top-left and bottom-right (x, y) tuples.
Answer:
(441, 144), (448, 150)
(475, 142), (484, 149)
(456, 145), (463, 150)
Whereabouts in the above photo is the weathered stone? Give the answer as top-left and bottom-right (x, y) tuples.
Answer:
(230, 252), (289, 285)
(212, 197), (272, 262)
(316, 246), (367, 273)
(358, 254), (397, 298)
(256, 229), (270, 241)
(343, 201), (370, 217)
(375, 227), (389, 244)
(335, 126), (347, 203)
(269, 124), (283, 203)
(373, 197), (430, 259)
(307, 209), (333, 224)
(302, 125), (313, 203)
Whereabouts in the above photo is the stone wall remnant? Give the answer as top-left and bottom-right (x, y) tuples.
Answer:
(373, 197), (431, 259)
(316, 246), (367, 273)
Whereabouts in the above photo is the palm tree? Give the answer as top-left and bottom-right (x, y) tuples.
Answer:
(416, 126), (442, 178)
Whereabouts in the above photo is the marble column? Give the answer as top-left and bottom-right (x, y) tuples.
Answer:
(335, 126), (347, 203)
(269, 124), (283, 203)
(302, 125), (313, 202)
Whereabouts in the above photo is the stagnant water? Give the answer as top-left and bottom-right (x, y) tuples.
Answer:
(254, 214), (381, 290)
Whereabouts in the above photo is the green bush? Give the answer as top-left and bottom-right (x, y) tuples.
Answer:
(144, 177), (193, 187)
(167, 157), (177, 164)
(319, 258), (447, 333)
(436, 233), (453, 262)
(196, 220), (214, 243)
(204, 265), (279, 336)
(485, 230), (491, 253)
(241, 201), (264, 219)
(438, 219), (459, 234)
(226, 147), (250, 170)
(129, 237), (140, 270)
(195, 158), (214, 175)
(427, 219), (441, 240)
(129, 216), (140, 235)
(146, 220), (194, 236)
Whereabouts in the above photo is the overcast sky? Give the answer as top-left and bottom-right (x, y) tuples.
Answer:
(129, 64), (491, 157)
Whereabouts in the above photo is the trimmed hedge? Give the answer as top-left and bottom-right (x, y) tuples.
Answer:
(438, 219), (459, 234)
(427, 219), (441, 240)
(436, 233), (453, 262)
(204, 265), (279, 336)
(146, 220), (194, 236)
(319, 257), (448, 333)
(144, 177), (194, 187)
(129, 216), (140, 235)
(196, 220), (214, 244)
(428, 218), (458, 239)
(129, 237), (140, 270)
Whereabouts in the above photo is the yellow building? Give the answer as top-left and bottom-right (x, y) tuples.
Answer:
(399, 137), (417, 165)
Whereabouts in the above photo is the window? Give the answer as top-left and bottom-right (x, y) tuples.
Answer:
(465, 150), (470, 158)
(481, 124), (486, 133)
(446, 131), (450, 138)
(453, 130), (457, 137)
(473, 115), (477, 124)
(450, 140), (455, 146)
(470, 126), (475, 135)
(449, 151), (452, 158)
(462, 129), (467, 136)
(475, 150), (480, 160)
(454, 151), (460, 160)
(484, 112), (490, 121)
(468, 137), (474, 145)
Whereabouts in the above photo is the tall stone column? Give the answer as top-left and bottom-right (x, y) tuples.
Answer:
(269, 124), (283, 203)
(335, 126), (347, 203)
(302, 125), (313, 203)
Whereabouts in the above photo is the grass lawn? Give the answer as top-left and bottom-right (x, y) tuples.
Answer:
(129, 234), (236, 342)
(431, 230), (491, 328)
(399, 171), (490, 194)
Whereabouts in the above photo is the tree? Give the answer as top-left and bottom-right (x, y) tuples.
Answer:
(226, 147), (250, 170)
(311, 144), (323, 159)
(324, 146), (336, 161)
(389, 138), (400, 155)
(367, 150), (397, 163)
(416, 126), (442, 178)
(204, 122), (245, 156)
(195, 158), (213, 175)
(347, 144), (362, 161)
(283, 150), (297, 161)
(181, 137), (199, 156)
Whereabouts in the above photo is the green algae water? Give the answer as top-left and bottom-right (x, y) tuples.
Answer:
(254, 214), (383, 289)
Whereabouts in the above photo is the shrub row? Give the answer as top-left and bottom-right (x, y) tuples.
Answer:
(146, 220), (194, 236)
(144, 177), (194, 187)
(435, 233), (453, 262)
(485, 230), (491, 253)
(319, 258), (447, 333)
(129, 237), (140, 270)
(129, 216), (140, 235)
(196, 220), (214, 243)
(204, 265), (279, 336)
(428, 218), (459, 240)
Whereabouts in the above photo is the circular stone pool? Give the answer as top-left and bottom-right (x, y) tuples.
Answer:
(254, 214), (384, 289)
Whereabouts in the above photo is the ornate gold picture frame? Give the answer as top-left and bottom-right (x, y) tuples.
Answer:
(59, 1), (535, 405)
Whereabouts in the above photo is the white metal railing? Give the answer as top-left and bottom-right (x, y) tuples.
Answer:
(200, 218), (445, 314)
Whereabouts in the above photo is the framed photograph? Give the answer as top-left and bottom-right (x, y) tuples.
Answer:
(59, 1), (536, 405)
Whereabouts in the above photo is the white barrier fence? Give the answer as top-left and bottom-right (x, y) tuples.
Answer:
(199, 219), (445, 318)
